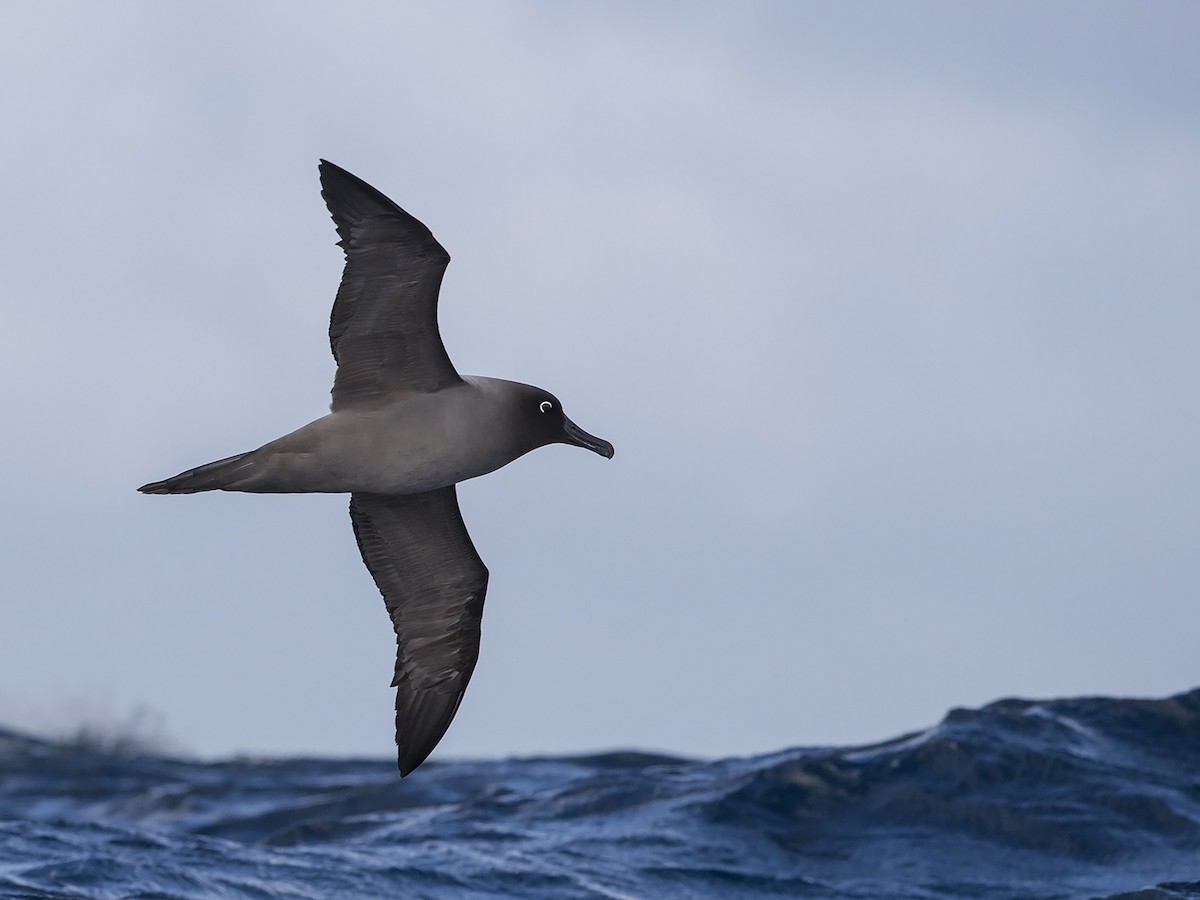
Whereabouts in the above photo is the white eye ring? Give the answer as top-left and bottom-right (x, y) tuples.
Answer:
(539, 400), (553, 413)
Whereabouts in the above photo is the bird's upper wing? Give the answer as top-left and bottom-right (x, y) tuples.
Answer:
(349, 488), (489, 776)
(319, 160), (463, 409)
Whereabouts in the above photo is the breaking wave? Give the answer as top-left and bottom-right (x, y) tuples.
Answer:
(3, 689), (1200, 898)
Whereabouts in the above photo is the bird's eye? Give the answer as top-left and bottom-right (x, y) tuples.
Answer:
(539, 400), (553, 413)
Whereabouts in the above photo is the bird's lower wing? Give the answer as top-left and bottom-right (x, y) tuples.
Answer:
(349, 488), (489, 776)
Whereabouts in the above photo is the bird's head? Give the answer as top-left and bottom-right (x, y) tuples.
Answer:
(518, 386), (614, 460)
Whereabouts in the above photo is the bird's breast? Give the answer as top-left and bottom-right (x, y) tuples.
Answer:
(248, 385), (529, 495)
(334, 391), (525, 494)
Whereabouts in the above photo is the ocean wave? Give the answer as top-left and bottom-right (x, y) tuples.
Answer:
(2, 690), (1199, 898)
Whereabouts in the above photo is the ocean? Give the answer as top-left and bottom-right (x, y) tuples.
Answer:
(2, 688), (1199, 899)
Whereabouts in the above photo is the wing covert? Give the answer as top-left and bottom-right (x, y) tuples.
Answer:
(348, 488), (488, 776)
(319, 160), (462, 408)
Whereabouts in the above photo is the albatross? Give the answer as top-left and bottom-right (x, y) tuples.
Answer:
(139, 161), (614, 776)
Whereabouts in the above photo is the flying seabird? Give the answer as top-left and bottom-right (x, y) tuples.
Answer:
(139, 161), (614, 776)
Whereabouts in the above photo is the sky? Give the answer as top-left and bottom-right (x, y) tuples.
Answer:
(1, 2), (1198, 763)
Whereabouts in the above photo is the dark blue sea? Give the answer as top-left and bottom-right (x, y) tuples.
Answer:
(3, 689), (1200, 899)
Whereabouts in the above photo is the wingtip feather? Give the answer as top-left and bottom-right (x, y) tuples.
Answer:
(316, 161), (446, 257)
(394, 681), (468, 777)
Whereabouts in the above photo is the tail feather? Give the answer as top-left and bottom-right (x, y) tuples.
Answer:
(138, 451), (257, 494)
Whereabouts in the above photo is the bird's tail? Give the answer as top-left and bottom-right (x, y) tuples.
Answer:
(138, 451), (258, 494)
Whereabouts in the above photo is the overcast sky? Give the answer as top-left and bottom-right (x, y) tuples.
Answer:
(2, 2), (1198, 763)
